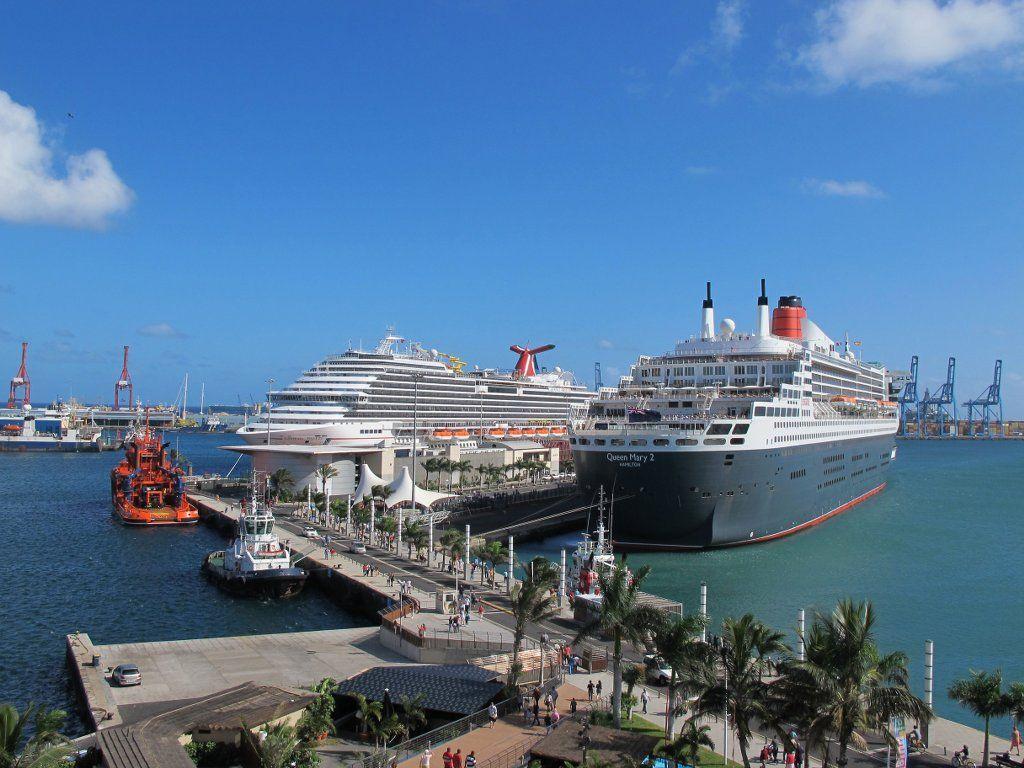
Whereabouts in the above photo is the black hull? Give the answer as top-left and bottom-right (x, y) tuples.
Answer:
(202, 555), (307, 599)
(573, 433), (895, 549)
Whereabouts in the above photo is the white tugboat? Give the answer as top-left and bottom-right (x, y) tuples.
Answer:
(569, 488), (617, 621)
(202, 473), (307, 599)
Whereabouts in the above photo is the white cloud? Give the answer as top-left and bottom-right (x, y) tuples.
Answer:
(139, 322), (187, 339)
(0, 90), (133, 228)
(802, 178), (886, 198)
(685, 165), (719, 176)
(714, 0), (746, 50)
(799, 0), (1024, 87)
(675, 0), (747, 71)
(598, 339), (615, 350)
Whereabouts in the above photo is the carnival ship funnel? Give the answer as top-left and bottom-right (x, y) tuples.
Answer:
(756, 279), (770, 338)
(701, 282), (715, 340)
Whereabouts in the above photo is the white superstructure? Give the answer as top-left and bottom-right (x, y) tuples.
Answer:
(238, 330), (594, 446)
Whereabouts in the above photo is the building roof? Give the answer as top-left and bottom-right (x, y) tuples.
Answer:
(528, 721), (661, 766)
(334, 664), (503, 716)
(97, 682), (315, 768)
(384, 467), (455, 509)
(490, 439), (545, 450)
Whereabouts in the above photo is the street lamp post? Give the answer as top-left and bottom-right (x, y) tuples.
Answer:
(405, 373), (425, 558)
(265, 378), (274, 446)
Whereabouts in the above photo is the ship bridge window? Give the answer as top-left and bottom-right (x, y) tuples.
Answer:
(653, 438), (669, 446)
(732, 423), (750, 435)
(630, 438), (648, 446)
(705, 437), (726, 445)
(578, 438), (590, 445)
(569, 438), (577, 445)
(676, 438), (699, 446)
(730, 438), (746, 445)
(707, 423), (731, 435)
(611, 438), (625, 446)
(594, 423), (608, 430)
(595, 438), (606, 446)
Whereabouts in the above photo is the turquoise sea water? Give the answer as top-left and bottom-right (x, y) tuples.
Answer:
(1, 437), (1020, 734)
(519, 440), (1024, 731)
(0, 434), (364, 734)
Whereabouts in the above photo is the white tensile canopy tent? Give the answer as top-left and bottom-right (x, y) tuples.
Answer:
(352, 463), (385, 504)
(385, 467), (454, 510)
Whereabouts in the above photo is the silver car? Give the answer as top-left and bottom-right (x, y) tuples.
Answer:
(349, 541), (367, 554)
(112, 664), (142, 686)
(303, 526), (319, 538)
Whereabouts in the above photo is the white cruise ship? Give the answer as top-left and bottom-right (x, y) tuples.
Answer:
(571, 281), (899, 549)
(237, 331), (594, 447)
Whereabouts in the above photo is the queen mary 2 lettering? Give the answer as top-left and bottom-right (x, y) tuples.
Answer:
(571, 280), (899, 549)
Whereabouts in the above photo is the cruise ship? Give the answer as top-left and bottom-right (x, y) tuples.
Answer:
(571, 281), (898, 549)
(237, 331), (594, 446)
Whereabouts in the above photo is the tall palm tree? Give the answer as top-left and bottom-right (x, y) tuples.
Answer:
(440, 527), (465, 570)
(652, 612), (712, 738)
(949, 670), (1009, 767)
(1007, 682), (1024, 728)
(524, 555), (560, 591)
(691, 614), (787, 767)
(423, 458), (441, 489)
(572, 557), (664, 728)
(659, 719), (716, 767)
(404, 520), (426, 559)
(474, 541), (508, 586)
(268, 468), (294, 502)
(397, 694), (427, 737)
(436, 458), (453, 490)
(790, 600), (930, 768)
(315, 464), (338, 498)
(453, 460), (473, 489)
(240, 720), (307, 768)
(509, 567), (559, 677)
(370, 484), (390, 510)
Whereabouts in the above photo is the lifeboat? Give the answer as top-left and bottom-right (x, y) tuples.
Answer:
(523, 427), (537, 436)
(488, 427), (506, 437)
(433, 429), (454, 440)
(550, 426), (566, 435)
(453, 428), (470, 438)
(879, 400), (897, 407)
(507, 427), (523, 437)
(110, 425), (199, 526)
(536, 426), (550, 436)
(830, 396), (857, 405)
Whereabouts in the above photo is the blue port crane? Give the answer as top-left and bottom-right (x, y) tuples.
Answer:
(897, 355), (919, 437)
(963, 359), (1003, 438)
(594, 362), (603, 391)
(918, 356), (957, 438)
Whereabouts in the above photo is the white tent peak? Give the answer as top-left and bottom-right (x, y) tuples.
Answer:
(353, 463), (384, 504)
(384, 466), (454, 509)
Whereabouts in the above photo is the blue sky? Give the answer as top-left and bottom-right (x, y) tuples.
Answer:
(0, 1), (1021, 413)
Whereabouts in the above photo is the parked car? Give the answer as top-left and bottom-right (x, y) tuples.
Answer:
(112, 664), (142, 687)
(303, 526), (319, 538)
(644, 654), (672, 685)
(349, 540), (367, 554)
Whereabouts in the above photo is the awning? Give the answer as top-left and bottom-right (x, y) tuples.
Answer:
(384, 467), (455, 509)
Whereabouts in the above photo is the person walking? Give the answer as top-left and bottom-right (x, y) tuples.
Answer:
(488, 702), (498, 727)
(465, 751), (477, 768)
(522, 693), (531, 722)
(596, 680), (602, 698)
(641, 687), (650, 714)
(1013, 725), (1022, 756)
(794, 744), (804, 768)
(453, 748), (464, 768)
(544, 692), (553, 712)
(532, 701), (541, 726)
(419, 748), (432, 768)
(587, 680), (594, 701)
(442, 746), (454, 768)
(544, 711), (552, 733)
(570, 698), (578, 715)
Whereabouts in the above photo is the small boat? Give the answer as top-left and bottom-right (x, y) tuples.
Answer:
(110, 423), (198, 525)
(433, 429), (454, 440)
(202, 473), (307, 599)
(535, 426), (550, 436)
(488, 427), (506, 437)
(453, 428), (470, 438)
(550, 426), (566, 435)
(506, 427), (523, 437)
(522, 427), (537, 436)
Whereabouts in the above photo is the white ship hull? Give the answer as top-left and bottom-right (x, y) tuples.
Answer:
(235, 420), (392, 447)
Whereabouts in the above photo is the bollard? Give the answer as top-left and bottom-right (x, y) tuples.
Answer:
(559, 548), (566, 608)
(508, 535), (515, 595)
(464, 524), (471, 582)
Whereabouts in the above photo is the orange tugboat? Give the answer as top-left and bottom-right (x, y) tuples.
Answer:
(110, 425), (198, 525)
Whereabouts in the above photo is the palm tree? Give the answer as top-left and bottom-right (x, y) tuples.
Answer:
(240, 721), (303, 768)
(790, 600), (931, 768)
(572, 557), (664, 728)
(423, 458), (441, 489)
(442, 527), (466, 571)
(297, 677), (337, 743)
(691, 614), (787, 768)
(435, 458), (453, 490)
(453, 460), (473, 489)
(622, 664), (644, 698)
(524, 555), (560, 591)
(351, 693), (382, 739)
(404, 520), (427, 559)
(660, 718), (716, 767)
(652, 612), (712, 738)
(397, 694), (427, 737)
(949, 670), (1009, 767)
(268, 468), (294, 502)
(315, 464), (338, 498)
(509, 569), (559, 679)
(1007, 682), (1024, 728)
(0, 703), (71, 768)
(474, 541), (508, 586)
(376, 515), (397, 548)
(370, 484), (390, 509)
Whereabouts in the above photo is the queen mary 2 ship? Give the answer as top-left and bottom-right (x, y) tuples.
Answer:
(237, 330), (593, 446)
(571, 281), (899, 549)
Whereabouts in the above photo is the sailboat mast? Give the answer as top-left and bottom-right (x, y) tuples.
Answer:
(182, 373), (189, 420)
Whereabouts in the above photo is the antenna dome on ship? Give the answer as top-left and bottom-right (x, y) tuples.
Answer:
(719, 318), (736, 338)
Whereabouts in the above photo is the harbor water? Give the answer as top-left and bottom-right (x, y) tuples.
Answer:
(519, 439), (1024, 732)
(0, 433), (365, 735)
(1, 436), (1021, 735)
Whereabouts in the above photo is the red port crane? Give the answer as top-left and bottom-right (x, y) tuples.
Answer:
(7, 341), (30, 409)
(510, 343), (555, 378)
(114, 345), (133, 410)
